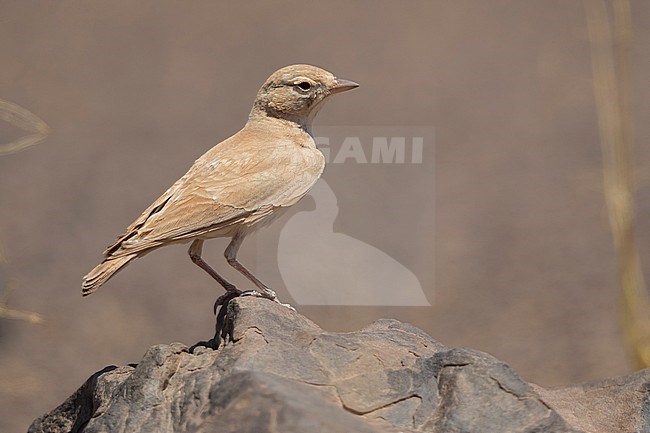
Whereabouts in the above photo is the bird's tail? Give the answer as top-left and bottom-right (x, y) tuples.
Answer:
(81, 254), (137, 296)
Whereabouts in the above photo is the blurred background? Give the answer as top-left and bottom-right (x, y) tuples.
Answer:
(1, 1), (650, 431)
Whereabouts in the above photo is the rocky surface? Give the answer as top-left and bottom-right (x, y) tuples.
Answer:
(29, 298), (650, 433)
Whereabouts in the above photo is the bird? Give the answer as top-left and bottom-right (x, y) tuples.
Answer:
(82, 64), (358, 310)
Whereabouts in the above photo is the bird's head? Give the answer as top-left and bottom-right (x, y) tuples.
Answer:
(250, 64), (358, 128)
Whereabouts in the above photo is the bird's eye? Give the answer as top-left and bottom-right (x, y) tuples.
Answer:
(296, 81), (311, 91)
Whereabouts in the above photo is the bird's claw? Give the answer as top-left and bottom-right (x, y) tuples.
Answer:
(242, 289), (296, 311)
(280, 302), (296, 311)
(213, 290), (242, 315)
(210, 288), (296, 349)
(240, 289), (262, 297)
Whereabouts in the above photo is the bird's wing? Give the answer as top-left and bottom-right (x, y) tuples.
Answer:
(105, 130), (324, 258)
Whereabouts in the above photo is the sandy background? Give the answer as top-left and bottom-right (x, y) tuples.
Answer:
(1, 1), (650, 431)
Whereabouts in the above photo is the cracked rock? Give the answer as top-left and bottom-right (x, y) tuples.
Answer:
(28, 298), (650, 433)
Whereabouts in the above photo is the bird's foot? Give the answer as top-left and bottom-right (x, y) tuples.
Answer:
(213, 289), (242, 314)
(279, 301), (296, 311)
(243, 288), (296, 311)
(207, 290), (240, 349)
(209, 288), (296, 349)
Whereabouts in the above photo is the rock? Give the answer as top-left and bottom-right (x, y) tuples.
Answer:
(533, 370), (650, 433)
(28, 298), (649, 433)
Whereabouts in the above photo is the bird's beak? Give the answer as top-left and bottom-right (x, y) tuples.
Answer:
(330, 78), (359, 94)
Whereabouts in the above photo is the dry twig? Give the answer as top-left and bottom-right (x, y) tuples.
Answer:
(584, 0), (650, 368)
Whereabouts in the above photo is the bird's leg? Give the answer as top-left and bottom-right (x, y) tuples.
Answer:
(189, 239), (241, 349)
(189, 239), (241, 308)
(189, 239), (239, 292)
(224, 233), (279, 302)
